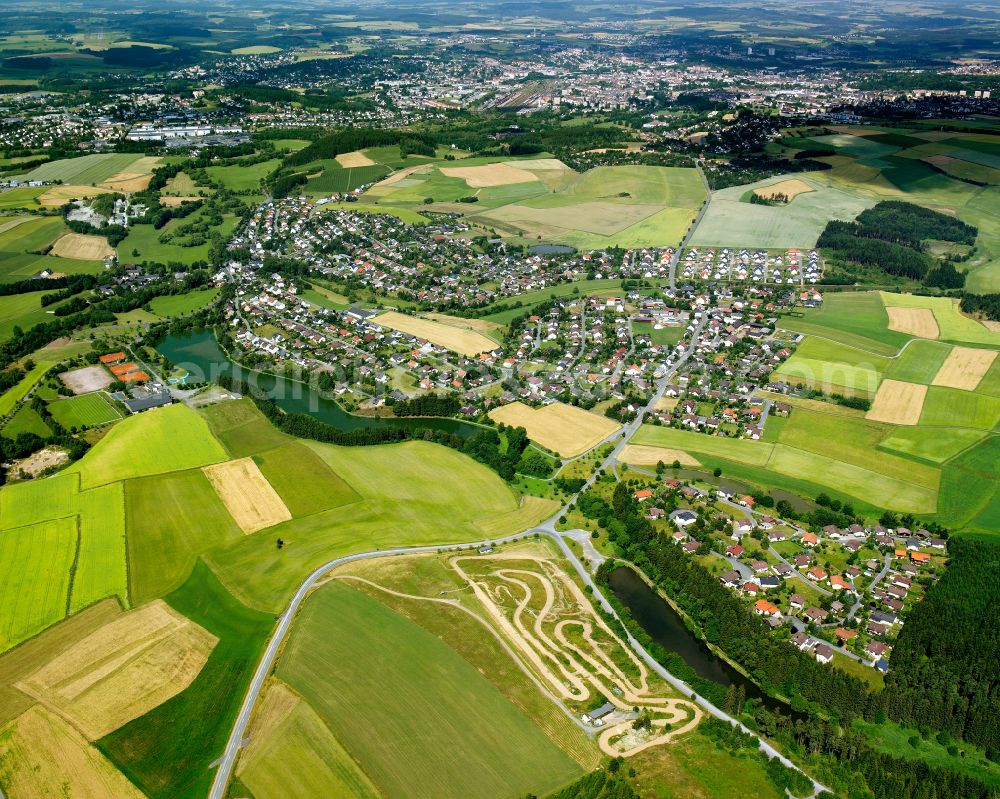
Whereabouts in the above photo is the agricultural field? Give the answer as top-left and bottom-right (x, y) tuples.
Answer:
(364, 159), (706, 249)
(880, 292), (1000, 346)
(275, 580), (584, 799)
(48, 232), (115, 260)
(779, 291), (910, 355)
(47, 391), (122, 428)
(304, 161), (390, 194)
(373, 310), (498, 356)
(866, 380), (928, 426)
(0, 215), (101, 284)
(488, 400), (621, 457)
(69, 403), (228, 488)
(205, 158), (280, 191)
(773, 336), (890, 397)
(203, 456), (292, 534)
(16, 153), (158, 185)
(147, 286), (219, 317)
(1, 404), (51, 438)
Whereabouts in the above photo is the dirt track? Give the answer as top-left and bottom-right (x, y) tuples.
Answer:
(449, 554), (702, 756)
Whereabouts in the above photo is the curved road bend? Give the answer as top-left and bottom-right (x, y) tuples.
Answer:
(209, 527), (828, 798)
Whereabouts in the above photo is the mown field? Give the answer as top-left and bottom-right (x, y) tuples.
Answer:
(276, 581), (583, 799)
(47, 391), (121, 428)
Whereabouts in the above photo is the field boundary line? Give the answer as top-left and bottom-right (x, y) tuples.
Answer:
(65, 516), (82, 617)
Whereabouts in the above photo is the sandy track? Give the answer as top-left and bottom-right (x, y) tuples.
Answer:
(449, 555), (701, 757)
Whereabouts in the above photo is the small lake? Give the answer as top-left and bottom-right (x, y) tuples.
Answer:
(156, 329), (481, 438)
(608, 566), (806, 718)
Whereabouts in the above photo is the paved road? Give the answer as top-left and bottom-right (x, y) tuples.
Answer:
(207, 309), (831, 799)
(668, 162), (712, 292)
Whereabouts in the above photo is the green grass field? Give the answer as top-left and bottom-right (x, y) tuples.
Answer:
(201, 399), (292, 458)
(919, 386), (1000, 430)
(148, 287), (219, 317)
(126, 468), (243, 604)
(0, 517), (77, 650)
(1, 404), (51, 438)
(691, 174), (871, 248)
(117, 212), (239, 266)
(0, 187), (46, 211)
(238, 691), (382, 799)
(0, 360), (53, 416)
(886, 340), (952, 384)
(16, 153), (151, 185)
(277, 581), (582, 799)
(205, 159), (280, 192)
(70, 481), (128, 613)
(208, 434), (537, 611)
(69, 404), (228, 489)
(779, 292), (910, 355)
(47, 392), (121, 429)
(773, 336), (889, 396)
(254, 443), (360, 517)
(879, 427), (985, 464)
(305, 162), (390, 194)
(632, 422), (937, 513)
(300, 284), (350, 311)
(99, 562), (273, 799)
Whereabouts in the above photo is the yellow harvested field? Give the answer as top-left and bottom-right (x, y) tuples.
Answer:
(0, 706), (146, 799)
(373, 310), (498, 356)
(49, 233), (115, 260)
(439, 162), (540, 188)
(931, 346), (998, 391)
(619, 444), (701, 468)
(886, 307), (940, 339)
(336, 150), (376, 168)
(866, 380), (928, 426)
(38, 185), (112, 207)
(203, 457), (292, 533)
(488, 401), (621, 457)
(16, 600), (217, 740)
(753, 178), (814, 201)
(98, 171), (153, 192)
(422, 312), (502, 337)
(654, 396), (679, 412)
(371, 164), (431, 189)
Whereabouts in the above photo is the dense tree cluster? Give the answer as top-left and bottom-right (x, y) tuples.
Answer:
(960, 292), (1000, 321)
(391, 393), (460, 417)
(540, 763), (639, 799)
(876, 537), (1000, 754)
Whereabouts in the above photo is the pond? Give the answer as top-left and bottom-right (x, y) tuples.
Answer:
(156, 329), (482, 438)
(607, 565), (807, 719)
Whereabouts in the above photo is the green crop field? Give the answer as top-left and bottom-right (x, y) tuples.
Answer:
(148, 287), (219, 317)
(277, 581), (582, 799)
(254, 442), (360, 517)
(886, 340), (952, 384)
(691, 174), (872, 248)
(205, 159), (280, 191)
(69, 403), (227, 489)
(99, 562), (273, 799)
(71, 481), (128, 612)
(779, 292), (909, 355)
(16, 153), (150, 185)
(0, 517), (77, 650)
(919, 386), (1000, 430)
(305, 163), (390, 194)
(773, 336), (889, 395)
(238, 692), (382, 799)
(126, 468), (243, 604)
(208, 434), (540, 611)
(631, 421), (937, 513)
(0, 187), (46, 211)
(879, 427), (986, 464)
(47, 392), (121, 428)
(1, 404), (51, 438)
(0, 360), (53, 416)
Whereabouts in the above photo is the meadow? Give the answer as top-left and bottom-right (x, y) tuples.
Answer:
(205, 159), (280, 192)
(1, 404), (51, 438)
(117, 212), (239, 266)
(148, 286), (219, 317)
(276, 581), (583, 799)
(778, 291), (909, 355)
(69, 403), (228, 488)
(773, 336), (890, 397)
(691, 174), (872, 249)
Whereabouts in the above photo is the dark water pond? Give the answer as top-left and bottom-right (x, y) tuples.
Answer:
(157, 329), (480, 438)
(608, 565), (806, 719)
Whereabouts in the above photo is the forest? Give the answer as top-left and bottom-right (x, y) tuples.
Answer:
(876, 537), (1000, 755)
(960, 292), (1000, 321)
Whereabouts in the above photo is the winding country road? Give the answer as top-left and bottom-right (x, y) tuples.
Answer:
(207, 307), (829, 799)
